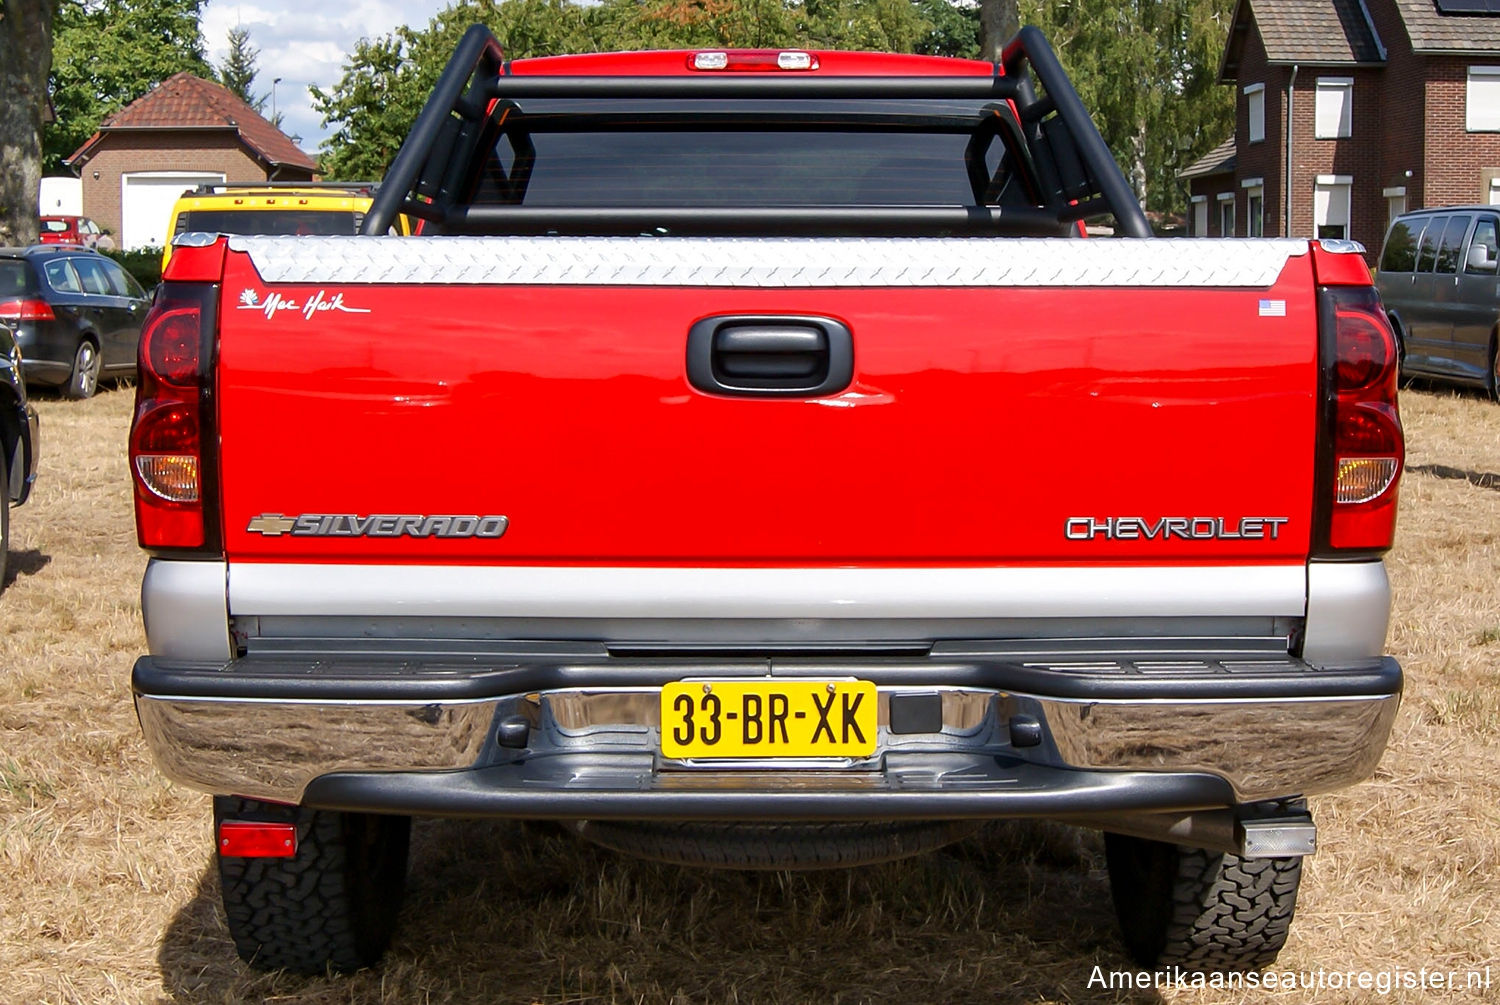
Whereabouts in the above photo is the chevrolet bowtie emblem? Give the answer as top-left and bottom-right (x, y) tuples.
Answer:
(246, 514), (297, 536)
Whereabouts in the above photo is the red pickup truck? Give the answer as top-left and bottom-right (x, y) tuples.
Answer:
(129, 27), (1403, 976)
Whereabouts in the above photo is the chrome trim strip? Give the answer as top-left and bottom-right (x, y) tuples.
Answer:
(227, 563), (1307, 621)
(1302, 560), (1390, 666)
(228, 235), (1309, 289)
(142, 559), (233, 663)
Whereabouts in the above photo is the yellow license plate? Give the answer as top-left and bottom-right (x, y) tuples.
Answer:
(660, 679), (877, 759)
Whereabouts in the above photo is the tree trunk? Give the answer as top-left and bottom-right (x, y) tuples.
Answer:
(1131, 117), (1149, 212)
(0, 0), (56, 247)
(979, 0), (1019, 62)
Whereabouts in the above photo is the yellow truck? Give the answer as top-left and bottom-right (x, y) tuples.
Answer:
(161, 182), (413, 269)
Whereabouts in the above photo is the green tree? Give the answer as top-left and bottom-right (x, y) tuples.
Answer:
(218, 25), (264, 110)
(1019, 0), (1233, 214)
(913, 0), (979, 59)
(1, 0), (58, 246)
(46, 0), (212, 171)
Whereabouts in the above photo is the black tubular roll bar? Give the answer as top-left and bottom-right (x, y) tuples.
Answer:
(362, 23), (1151, 239)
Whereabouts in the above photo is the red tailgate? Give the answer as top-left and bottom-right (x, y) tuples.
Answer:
(214, 247), (1318, 566)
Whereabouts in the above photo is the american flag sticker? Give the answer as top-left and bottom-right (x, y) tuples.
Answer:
(1258, 299), (1287, 317)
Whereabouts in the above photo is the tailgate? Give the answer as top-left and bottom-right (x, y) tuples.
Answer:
(215, 235), (1319, 566)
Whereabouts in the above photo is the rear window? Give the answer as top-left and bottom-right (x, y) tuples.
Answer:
(40, 219), (71, 234)
(1434, 215), (1471, 274)
(495, 132), (981, 207)
(477, 99), (1012, 209)
(0, 261), (37, 299)
(175, 209), (360, 237)
(1380, 219), (1420, 272)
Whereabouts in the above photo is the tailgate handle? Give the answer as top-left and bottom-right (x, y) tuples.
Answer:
(687, 315), (853, 397)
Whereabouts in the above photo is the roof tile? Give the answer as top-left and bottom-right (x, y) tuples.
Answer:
(69, 73), (315, 170)
(1394, 0), (1500, 51)
(1251, 0), (1387, 63)
(1179, 135), (1238, 179)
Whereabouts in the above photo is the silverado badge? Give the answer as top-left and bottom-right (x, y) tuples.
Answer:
(246, 513), (509, 538)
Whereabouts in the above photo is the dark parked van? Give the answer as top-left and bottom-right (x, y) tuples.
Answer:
(1377, 206), (1500, 394)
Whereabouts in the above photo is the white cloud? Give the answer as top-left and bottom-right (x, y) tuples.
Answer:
(202, 0), (446, 154)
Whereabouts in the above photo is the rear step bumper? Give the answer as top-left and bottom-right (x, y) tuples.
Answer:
(300, 756), (1237, 821)
(133, 653), (1401, 814)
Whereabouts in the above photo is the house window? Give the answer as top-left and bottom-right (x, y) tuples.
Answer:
(1315, 78), (1353, 139)
(1314, 175), (1353, 240)
(1243, 177), (1265, 237)
(1490, 179), (1500, 205)
(1384, 186), (1407, 225)
(1468, 67), (1500, 131)
(1218, 193), (1235, 236)
(1191, 195), (1208, 236)
(1245, 83), (1266, 144)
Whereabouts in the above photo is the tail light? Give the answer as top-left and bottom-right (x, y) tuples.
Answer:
(0, 298), (55, 321)
(1315, 286), (1403, 554)
(130, 284), (221, 553)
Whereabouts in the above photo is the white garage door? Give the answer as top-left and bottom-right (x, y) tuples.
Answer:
(121, 172), (225, 250)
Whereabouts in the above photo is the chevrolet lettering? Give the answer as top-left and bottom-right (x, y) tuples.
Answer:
(245, 513), (509, 538)
(1064, 516), (1291, 541)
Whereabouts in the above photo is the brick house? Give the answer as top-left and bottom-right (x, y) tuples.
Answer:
(65, 73), (316, 250)
(1184, 0), (1500, 263)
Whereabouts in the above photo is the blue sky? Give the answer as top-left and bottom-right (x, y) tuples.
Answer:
(202, 1), (446, 157)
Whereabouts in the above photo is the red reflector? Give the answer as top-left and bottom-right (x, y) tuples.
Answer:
(0, 298), (55, 321)
(1331, 309), (1393, 391)
(1335, 401), (1401, 455)
(218, 820), (298, 858)
(145, 307), (202, 387)
(133, 400), (199, 455)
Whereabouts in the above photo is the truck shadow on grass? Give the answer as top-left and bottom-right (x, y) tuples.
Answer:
(1407, 463), (1500, 492)
(157, 818), (1164, 1004)
(2, 548), (50, 589)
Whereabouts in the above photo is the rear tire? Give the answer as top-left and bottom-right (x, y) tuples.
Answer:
(0, 460), (9, 592)
(1104, 832), (1301, 973)
(572, 819), (982, 869)
(63, 339), (100, 400)
(214, 796), (411, 974)
(1489, 335), (1500, 402)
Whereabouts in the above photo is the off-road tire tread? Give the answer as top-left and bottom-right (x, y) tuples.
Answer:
(573, 819), (981, 870)
(215, 796), (410, 974)
(1106, 833), (1301, 973)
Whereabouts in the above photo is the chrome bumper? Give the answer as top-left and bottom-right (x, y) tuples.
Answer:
(133, 653), (1401, 813)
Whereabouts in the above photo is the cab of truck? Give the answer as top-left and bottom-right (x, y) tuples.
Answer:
(160, 183), (413, 270)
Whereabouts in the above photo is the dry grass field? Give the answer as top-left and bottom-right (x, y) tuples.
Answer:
(1, 382), (1497, 1004)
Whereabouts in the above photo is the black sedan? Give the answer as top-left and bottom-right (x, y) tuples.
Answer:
(0, 245), (149, 398)
(0, 288), (40, 590)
